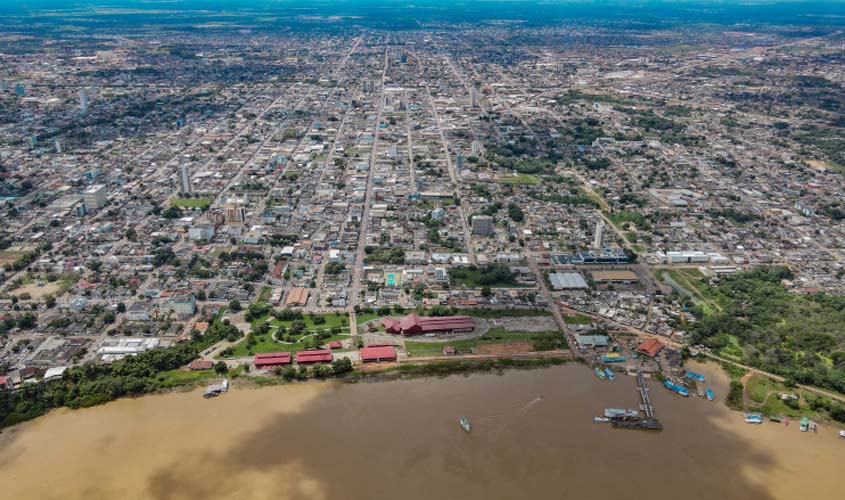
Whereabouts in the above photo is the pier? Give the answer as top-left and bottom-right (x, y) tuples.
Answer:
(612, 369), (662, 431)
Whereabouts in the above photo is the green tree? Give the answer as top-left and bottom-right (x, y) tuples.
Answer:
(214, 361), (228, 374)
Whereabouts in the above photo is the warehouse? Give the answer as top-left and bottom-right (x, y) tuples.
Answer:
(382, 313), (475, 335)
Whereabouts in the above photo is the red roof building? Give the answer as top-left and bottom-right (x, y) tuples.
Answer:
(189, 360), (214, 370)
(382, 313), (475, 335)
(295, 349), (333, 364)
(254, 352), (292, 369)
(636, 338), (665, 358)
(360, 345), (397, 363)
(328, 341), (342, 350)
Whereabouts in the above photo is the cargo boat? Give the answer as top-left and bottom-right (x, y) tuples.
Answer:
(604, 408), (639, 418)
(663, 380), (690, 397)
(604, 368), (615, 381)
(601, 353), (626, 363)
(594, 367), (606, 380)
(611, 415), (663, 431)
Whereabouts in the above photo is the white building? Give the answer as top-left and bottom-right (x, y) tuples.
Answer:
(83, 184), (107, 210)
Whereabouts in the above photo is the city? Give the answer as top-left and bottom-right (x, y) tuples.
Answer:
(0, 1), (844, 499)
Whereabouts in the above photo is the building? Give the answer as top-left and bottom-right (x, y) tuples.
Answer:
(636, 338), (665, 358)
(593, 220), (604, 249)
(285, 287), (309, 307)
(165, 295), (196, 317)
(179, 165), (192, 194)
(549, 272), (589, 290)
(470, 83), (480, 108)
(126, 301), (153, 321)
(188, 224), (215, 241)
(83, 184), (108, 210)
(254, 352), (292, 369)
(591, 270), (638, 284)
(360, 345), (397, 363)
(576, 334), (609, 349)
(382, 313), (475, 335)
(471, 215), (494, 236)
(223, 204), (246, 223)
(295, 349), (333, 364)
(189, 360), (214, 370)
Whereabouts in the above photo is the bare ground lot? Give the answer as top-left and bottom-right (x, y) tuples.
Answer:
(491, 316), (557, 332)
(9, 282), (62, 299)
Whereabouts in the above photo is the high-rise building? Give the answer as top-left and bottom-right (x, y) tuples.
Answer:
(456, 153), (465, 170)
(224, 204), (246, 223)
(83, 184), (108, 210)
(179, 165), (192, 194)
(471, 140), (480, 155)
(79, 90), (89, 113)
(55, 139), (62, 154)
(471, 215), (494, 236)
(470, 83), (480, 108)
(593, 220), (604, 249)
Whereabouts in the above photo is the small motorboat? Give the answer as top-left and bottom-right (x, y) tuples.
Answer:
(459, 416), (472, 433)
(838, 430), (845, 439)
(800, 417), (809, 432)
(594, 367), (606, 380)
(705, 387), (714, 401)
(768, 415), (783, 423)
(604, 368), (615, 381)
(594, 417), (610, 423)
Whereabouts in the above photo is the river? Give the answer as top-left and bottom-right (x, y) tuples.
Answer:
(1, 361), (843, 500)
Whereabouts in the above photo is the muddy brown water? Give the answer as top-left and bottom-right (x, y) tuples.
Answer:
(1, 361), (843, 500)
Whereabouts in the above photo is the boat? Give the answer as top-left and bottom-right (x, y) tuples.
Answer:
(768, 415), (783, 423)
(800, 417), (809, 432)
(601, 353), (627, 363)
(663, 380), (690, 397)
(611, 415), (663, 431)
(594, 367), (606, 380)
(745, 413), (764, 424)
(604, 368), (615, 381)
(203, 378), (229, 398)
(593, 417), (610, 423)
(838, 430), (845, 439)
(706, 387), (714, 401)
(604, 408), (639, 418)
(203, 387), (221, 399)
(685, 371), (705, 382)
(459, 416), (472, 433)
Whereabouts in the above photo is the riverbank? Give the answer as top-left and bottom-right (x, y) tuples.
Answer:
(2, 363), (843, 500)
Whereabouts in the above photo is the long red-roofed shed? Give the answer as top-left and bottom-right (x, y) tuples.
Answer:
(295, 349), (333, 364)
(360, 345), (397, 363)
(254, 352), (292, 368)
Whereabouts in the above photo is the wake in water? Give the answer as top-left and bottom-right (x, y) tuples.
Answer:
(467, 396), (544, 438)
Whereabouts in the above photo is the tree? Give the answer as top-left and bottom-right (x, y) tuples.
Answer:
(481, 286), (492, 298)
(331, 358), (353, 375)
(214, 361), (228, 374)
(44, 295), (56, 308)
(228, 299), (242, 312)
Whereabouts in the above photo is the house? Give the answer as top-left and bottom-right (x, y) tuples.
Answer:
(126, 301), (153, 321)
(381, 313), (475, 335)
(360, 345), (397, 362)
(576, 334), (609, 349)
(328, 341), (342, 350)
(285, 287), (309, 307)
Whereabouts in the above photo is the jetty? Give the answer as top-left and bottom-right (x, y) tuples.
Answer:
(612, 369), (662, 431)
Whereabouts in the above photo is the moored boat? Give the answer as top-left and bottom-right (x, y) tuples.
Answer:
(800, 417), (809, 432)
(663, 380), (690, 397)
(745, 413), (764, 424)
(685, 371), (705, 382)
(768, 415), (783, 423)
(601, 353), (626, 363)
(604, 408), (639, 418)
(604, 368), (615, 381)
(706, 387), (714, 401)
(838, 430), (845, 439)
(459, 416), (471, 433)
(595, 367), (606, 380)
(594, 417), (610, 423)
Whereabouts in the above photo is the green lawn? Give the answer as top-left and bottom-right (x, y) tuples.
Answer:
(745, 375), (821, 420)
(496, 173), (539, 185)
(355, 312), (381, 324)
(257, 286), (272, 304)
(564, 313), (593, 325)
(404, 328), (562, 357)
(158, 365), (243, 388)
(456, 308), (551, 319)
(227, 332), (349, 357)
(269, 312), (349, 332)
(171, 198), (212, 209)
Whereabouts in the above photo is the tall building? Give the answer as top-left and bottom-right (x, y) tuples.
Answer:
(593, 220), (604, 249)
(224, 204), (246, 223)
(471, 215), (494, 236)
(456, 153), (465, 170)
(78, 90), (89, 113)
(471, 140), (480, 155)
(83, 184), (108, 210)
(179, 165), (192, 194)
(55, 139), (62, 154)
(470, 83), (480, 108)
